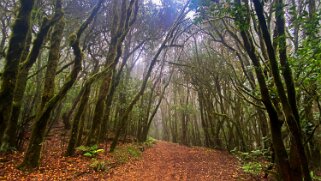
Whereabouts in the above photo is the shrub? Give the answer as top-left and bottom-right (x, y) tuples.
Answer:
(76, 145), (104, 157)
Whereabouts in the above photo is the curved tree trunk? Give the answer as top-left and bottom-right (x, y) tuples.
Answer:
(253, 0), (311, 179)
(234, 0), (293, 179)
(18, 0), (104, 169)
(86, 0), (139, 146)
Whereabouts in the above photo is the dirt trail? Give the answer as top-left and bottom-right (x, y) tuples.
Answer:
(108, 141), (247, 181)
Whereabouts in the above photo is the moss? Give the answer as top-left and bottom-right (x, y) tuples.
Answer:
(68, 33), (77, 46)
(0, 0), (34, 148)
(19, 0), (104, 169)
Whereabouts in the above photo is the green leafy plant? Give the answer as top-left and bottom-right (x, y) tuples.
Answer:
(232, 148), (270, 162)
(76, 145), (104, 157)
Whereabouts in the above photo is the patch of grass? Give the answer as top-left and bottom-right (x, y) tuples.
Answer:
(89, 159), (106, 172)
(127, 146), (141, 157)
(112, 144), (142, 164)
(242, 162), (262, 175)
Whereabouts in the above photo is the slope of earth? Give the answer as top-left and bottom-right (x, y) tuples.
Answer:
(108, 141), (248, 181)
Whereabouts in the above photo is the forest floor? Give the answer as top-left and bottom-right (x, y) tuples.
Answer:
(0, 129), (254, 180)
(108, 141), (251, 181)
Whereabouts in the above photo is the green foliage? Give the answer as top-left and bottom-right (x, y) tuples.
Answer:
(242, 162), (262, 175)
(76, 145), (104, 158)
(144, 136), (156, 147)
(301, 119), (315, 136)
(127, 146), (141, 158)
(231, 148), (270, 161)
(310, 171), (321, 181)
(90, 159), (106, 172)
(232, 148), (275, 178)
(113, 151), (128, 164)
(232, 4), (250, 31)
(289, 10), (321, 96)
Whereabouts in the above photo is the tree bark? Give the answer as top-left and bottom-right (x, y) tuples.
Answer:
(86, 0), (139, 146)
(234, 0), (293, 178)
(0, 1), (63, 151)
(0, 0), (34, 142)
(18, 0), (103, 169)
(253, 0), (311, 179)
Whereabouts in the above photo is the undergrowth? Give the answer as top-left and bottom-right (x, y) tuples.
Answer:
(76, 137), (157, 172)
(232, 148), (321, 180)
(144, 136), (157, 147)
(76, 145), (104, 158)
(90, 159), (107, 172)
(112, 144), (143, 164)
(111, 137), (156, 165)
(231, 148), (275, 180)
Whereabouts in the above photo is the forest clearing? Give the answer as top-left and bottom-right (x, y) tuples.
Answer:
(0, 0), (321, 180)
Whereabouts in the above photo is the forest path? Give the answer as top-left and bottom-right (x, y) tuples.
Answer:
(108, 141), (247, 181)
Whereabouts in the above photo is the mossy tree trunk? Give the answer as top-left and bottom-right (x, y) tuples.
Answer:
(0, 0), (34, 142)
(231, 0), (311, 179)
(66, 66), (107, 156)
(0, 1), (63, 151)
(62, 87), (84, 130)
(198, 91), (213, 147)
(40, 18), (65, 110)
(18, 0), (104, 169)
(99, 32), (145, 141)
(66, 84), (92, 156)
(137, 66), (161, 142)
(241, 29), (293, 181)
(86, 0), (139, 146)
(86, 71), (112, 145)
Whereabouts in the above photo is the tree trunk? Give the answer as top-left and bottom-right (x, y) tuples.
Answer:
(18, 0), (103, 169)
(0, 0), (34, 141)
(253, 0), (311, 179)
(66, 85), (91, 156)
(1, 3), (63, 151)
(235, 0), (293, 177)
(86, 73), (112, 145)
